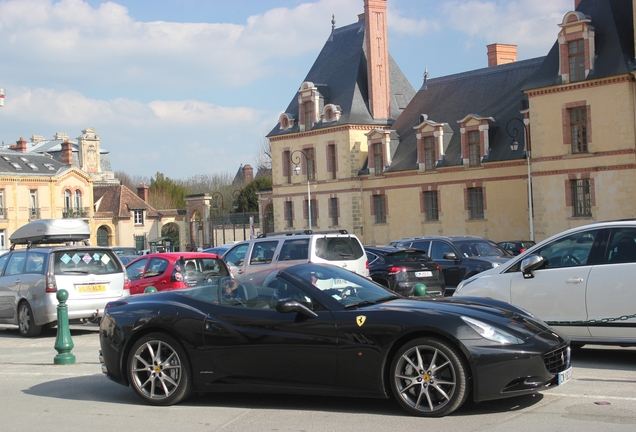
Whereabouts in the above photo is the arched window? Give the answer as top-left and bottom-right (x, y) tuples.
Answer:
(74, 190), (82, 212)
(97, 226), (110, 246)
(64, 190), (72, 211)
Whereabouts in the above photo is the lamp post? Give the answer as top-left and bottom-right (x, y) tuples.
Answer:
(291, 149), (312, 230)
(506, 118), (534, 242)
(211, 191), (226, 245)
(232, 189), (246, 240)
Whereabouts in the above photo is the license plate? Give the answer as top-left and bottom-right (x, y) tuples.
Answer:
(558, 367), (572, 385)
(415, 271), (433, 278)
(78, 284), (106, 293)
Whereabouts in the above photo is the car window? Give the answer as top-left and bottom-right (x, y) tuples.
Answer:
(537, 229), (599, 268)
(410, 241), (430, 254)
(54, 250), (123, 275)
(250, 241), (278, 265)
(144, 258), (169, 278)
(430, 241), (453, 260)
(603, 228), (636, 264)
(388, 250), (431, 263)
(315, 237), (363, 261)
(0, 253), (9, 275)
(455, 241), (507, 257)
(264, 275), (323, 311)
(280, 238), (309, 261)
(25, 251), (48, 274)
(225, 244), (248, 266)
(127, 258), (148, 280)
(5, 252), (26, 276)
(366, 251), (379, 264)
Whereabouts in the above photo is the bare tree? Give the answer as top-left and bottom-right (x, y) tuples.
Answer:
(114, 170), (149, 191)
(256, 128), (272, 171)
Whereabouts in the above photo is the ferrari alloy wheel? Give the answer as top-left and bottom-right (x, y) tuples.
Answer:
(391, 337), (469, 417)
(18, 301), (42, 337)
(128, 333), (193, 406)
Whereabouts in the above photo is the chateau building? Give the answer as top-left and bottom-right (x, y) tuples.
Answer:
(265, 0), (636, 245)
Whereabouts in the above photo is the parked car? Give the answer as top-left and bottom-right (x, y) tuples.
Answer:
(364, 246), (445, 296)
(497, 240), (536, 256)
(454, 220), (636, 346)
(202, 243), (235, 257)
(99, 262), (571, 417)
(112, 247), (140, 256)
(116, 255), (139, 266)
(125, 252), (230, 295)
(0, 219), (130, 337)
(394, 236), (512, 296)
(223, 230), (369, 286)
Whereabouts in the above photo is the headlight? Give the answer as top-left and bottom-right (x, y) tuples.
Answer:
(461, 316), (524, 345)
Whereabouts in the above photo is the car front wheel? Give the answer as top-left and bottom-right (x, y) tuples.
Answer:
(127, 332), (193, 406)
(390, 337), (470, 417)
(18, 301), (42, 337)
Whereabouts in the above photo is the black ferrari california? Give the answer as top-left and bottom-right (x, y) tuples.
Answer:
(99, 263), (571, 417)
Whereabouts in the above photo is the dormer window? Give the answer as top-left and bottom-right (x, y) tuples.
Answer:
(414, 115), (446, 172)
(279, 113), (295, 131)
(458, 115), (494, 168)
(322, 104), (341, 123)
(298, 81), (325, 132)
(558, 11), (595, 84)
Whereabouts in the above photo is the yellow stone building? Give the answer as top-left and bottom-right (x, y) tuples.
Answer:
(265, 0), (636, 246)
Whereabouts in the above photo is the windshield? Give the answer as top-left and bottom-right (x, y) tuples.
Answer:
(285, 264), (396, 307)
(454, 240), (507, 258)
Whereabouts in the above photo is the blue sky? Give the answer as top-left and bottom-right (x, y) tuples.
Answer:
(0, 0), (572, 180)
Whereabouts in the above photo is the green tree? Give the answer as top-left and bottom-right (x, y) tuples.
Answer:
(234, 177), (272, 213)
(149, 172), (189, 209)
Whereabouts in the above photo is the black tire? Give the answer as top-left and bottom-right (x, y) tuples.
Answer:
(127, 332), (193, 406)
(390, 337), (470, 417)
(18, 301), (42, 337)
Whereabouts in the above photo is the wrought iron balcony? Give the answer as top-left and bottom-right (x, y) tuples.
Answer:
(29, 207), (41, 220)
(63, 207), (89, 218)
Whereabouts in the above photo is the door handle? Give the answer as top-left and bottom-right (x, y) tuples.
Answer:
(566, 277), (584, 284)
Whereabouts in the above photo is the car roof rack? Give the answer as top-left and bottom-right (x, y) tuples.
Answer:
(9, 219), (91, 250)
(258, 229), (348, 238)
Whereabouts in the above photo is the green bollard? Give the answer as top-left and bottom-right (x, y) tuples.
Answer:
(144, 286), (157, 294)
(413, 283), (428, 297)
(54, 289), (76, 365)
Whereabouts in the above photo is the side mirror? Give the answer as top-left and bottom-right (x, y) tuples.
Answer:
(443, 252), (458, 261)
(520, 254), (545, 278)
(276, 299), (318, 318)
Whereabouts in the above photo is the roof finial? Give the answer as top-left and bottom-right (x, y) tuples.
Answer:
(331, 14), (336, 30)
(423, 67), (429, 90)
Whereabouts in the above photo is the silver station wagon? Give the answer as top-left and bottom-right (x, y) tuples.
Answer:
(0, 219), (130, 337)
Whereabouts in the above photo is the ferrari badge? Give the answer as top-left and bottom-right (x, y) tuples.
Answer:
(356, 315), (366, 326)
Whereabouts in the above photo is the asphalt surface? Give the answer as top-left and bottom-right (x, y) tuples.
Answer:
(2, 323), (636, 432)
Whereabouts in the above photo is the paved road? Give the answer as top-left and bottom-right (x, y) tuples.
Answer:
(1, 323), (636, 431)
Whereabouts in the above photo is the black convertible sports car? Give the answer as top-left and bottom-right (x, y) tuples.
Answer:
(99, 263), (572, 417)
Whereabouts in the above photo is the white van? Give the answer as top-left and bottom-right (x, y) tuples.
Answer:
(0, 219), (130, 337)
(223, 230), (369, 286)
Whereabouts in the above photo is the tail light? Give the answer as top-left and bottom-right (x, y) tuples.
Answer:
(45, 271), (57, 293)
(519, 248), (526, 254)
(365, 260), (370, 277)
(435, 264), (441, 271)
(123, 268), (131, 294)
(387, 266), (406, 275)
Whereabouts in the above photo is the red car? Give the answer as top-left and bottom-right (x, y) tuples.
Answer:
(125, 252), (230, 295)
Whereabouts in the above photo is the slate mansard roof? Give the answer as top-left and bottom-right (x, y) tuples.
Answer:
(267, 19), (416, 138)
(0, 150), (69, 176)
(389, 57), (544, 171)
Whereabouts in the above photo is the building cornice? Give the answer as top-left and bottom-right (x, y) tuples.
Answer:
(268, 124), (390, 142)
(526, 75), (632, 97)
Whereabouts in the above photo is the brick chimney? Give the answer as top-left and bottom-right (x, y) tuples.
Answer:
(11, 137), (27, 152)
(137, 183), (149, 203)
(487, 43), (517, 67)
(364, 0), (391, 119)
(61, 140), (73, 164)
(242, 164), (254, 184)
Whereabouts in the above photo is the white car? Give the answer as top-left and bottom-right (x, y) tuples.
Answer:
(453, 220), (636, 346)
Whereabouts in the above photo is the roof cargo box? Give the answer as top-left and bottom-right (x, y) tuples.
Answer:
(10, 219), (91, 246)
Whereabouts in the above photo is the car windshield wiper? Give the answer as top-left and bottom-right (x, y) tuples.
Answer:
(344, 295), (399, 309)
(61, 270), (90, 274)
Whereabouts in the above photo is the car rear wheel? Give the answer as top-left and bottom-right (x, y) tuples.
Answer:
(127, 332), (193, 406)
(390, 337), (469, 417)
(18, 301), (42, 337)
